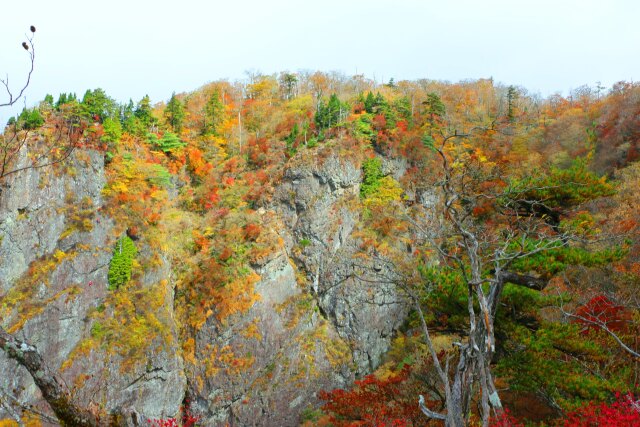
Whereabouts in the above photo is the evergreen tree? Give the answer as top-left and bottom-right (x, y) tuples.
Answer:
(135, 95), (152, 124)
(119, 99), (136, 132)
(285, 123), (299, 155)
(55, 93), (68, 110)
(42, 94), (54, 107)
(315, 93), (346, 131)
(81, 88), (116, 121)
(364, 92), (376, 114)
(507, 85), (518, 122)
(102, 116), (123, 143)
(164, 92), (185, 133)
(17, 107), (44, 130)
(423, 92), (446, 126)
(150, 131), (186, 153)
(202, 90), (224, 135)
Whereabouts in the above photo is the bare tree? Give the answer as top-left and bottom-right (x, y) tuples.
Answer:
(0, 26), (35, 108)
(400, 129), (615, 426)
(1, 27), (80, 186)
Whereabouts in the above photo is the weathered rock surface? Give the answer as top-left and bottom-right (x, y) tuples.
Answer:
(0, 144), (409, 426)
(274, 149), (408, 376)
(0, 147), (185, 422)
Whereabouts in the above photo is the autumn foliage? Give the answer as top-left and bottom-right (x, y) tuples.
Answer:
(561, 394), (640, 427)
(319, 365), (431, 427)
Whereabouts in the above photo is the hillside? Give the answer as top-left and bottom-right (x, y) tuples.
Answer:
(1, 73), (639, 426)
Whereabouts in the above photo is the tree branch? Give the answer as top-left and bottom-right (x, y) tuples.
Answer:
(0, 326), (106, 426)
(498, 271), (548, 291)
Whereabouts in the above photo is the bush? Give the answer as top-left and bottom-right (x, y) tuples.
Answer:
(360, 157), (383, 198)
(108, 236), (137, 290)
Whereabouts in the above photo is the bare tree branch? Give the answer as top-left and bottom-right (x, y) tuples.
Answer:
(0, 27), (35, 108)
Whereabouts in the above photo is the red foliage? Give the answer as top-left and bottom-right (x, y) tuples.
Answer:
(318, 365), (428, 426)
(218, 247), (233, 262)
(574, 295), (628, 333)
(489, 409), (524, 427)
(146, 403), (200, 427)
(243, 223), (261, 241)
(372, 114), (387, 131)
(562, 393), (640, 427)
(146, 413), (199, 427)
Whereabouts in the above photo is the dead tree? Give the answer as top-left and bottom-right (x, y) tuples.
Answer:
(406, 129), (612, 426)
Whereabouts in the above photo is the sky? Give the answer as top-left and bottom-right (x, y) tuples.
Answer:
(1, 0), (639, 124)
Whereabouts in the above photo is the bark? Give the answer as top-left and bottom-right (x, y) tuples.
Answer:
(0, 326), (114, 426)
(499, 271), (548, 291)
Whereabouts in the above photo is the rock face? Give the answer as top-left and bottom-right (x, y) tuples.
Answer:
(0, 148), (185, 422)
(0, 144), (408, 425)
(274, 150), (408, 375)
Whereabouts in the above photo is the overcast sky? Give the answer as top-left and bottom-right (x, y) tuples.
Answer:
(1, 0), (638, 124)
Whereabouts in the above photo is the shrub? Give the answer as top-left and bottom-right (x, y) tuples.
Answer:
(108, 236), (137, 290)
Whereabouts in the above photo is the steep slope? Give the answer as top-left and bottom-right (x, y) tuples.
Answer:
(0, 143), (185, 423)
(0, 137), (409, 426)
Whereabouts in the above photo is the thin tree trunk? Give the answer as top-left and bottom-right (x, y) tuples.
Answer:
(0, 326), (112, 426)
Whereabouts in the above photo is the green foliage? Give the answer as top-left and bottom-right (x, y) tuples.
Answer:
(119, 94), (156, 135)
(90, 321), (106, 339)
(393, 96), (412, 123)
(17, 107), (44, 130)
(108, 236), (137, 290)
(81, 88), (116, 121)
(299, 238), (311, 248)
(165, 92), (185, 133)
(101, 116), (123, 143)
(149, 132), (186, 153)
(359, 157), (403, 207)
(55, 92), (77, 109)
(361, 92), (397, 127)
(509, 239), (626, 276)
(364, 91), (376, 114)
(353, 113), (375, 142)
(315, 93), (347, 130)
(496, 322), (631, 409)
(423, 92), (446, 123)
(507, 85), (519, 122)
(363, 176), (403, 206)
(147, 164), (172, 188)
(360, 157), (384, 198)
(300, 406), (324, 423)
(202, 89), (224, 135)
(418, 264), (469, 328)
(42, 93), (54, 107)
(285, 123), (300, 155)
(508, 158), (615, 209)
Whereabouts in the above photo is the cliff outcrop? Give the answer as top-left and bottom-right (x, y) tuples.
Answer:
(0, 140), (409, 426)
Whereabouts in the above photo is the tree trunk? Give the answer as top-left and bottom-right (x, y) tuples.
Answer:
(0, 326), (114, 426)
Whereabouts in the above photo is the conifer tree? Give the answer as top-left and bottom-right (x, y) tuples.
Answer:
(164, 92), (185, 133)
(202, 89), (224, 135)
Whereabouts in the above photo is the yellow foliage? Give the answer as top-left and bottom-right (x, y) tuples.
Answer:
(0, 250), (79, 332)
(0, 413), (41, 427)
(241, 320), (263, 341)
(64, 282), (173, 373)
(363, 176), (403, 208)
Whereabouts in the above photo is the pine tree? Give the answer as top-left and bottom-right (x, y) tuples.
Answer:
(202, 90), (224, 135)
(164, 92), (185, 133)
(507, 85), (518, 122)
(364, 92), (376, 113)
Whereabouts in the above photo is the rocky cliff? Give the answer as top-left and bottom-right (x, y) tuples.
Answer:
(0, 140), (409, 426)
